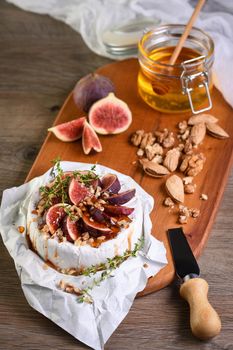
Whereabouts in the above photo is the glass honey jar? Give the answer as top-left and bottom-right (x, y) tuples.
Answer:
(138, 25), (214, 114)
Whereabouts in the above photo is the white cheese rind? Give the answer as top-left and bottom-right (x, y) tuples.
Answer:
(27, 189), (142, 270)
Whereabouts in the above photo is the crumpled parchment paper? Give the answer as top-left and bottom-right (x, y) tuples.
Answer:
(0, 161), (167, 350)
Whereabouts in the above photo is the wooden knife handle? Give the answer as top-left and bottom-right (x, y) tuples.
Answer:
(180, 278), (221, 340)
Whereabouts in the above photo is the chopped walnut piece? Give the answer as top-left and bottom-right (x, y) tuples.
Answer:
(181, 128), (190, 141)
(74, 238), (82, 246)
(82, 232), (90, 241)
(178, 120), (188, 134)
(162, 132), (175, 148)
(154, 128), (169, 144)
(59, 280), (81, 296)
(179, 215), (188, 224)
(183, 138), (193, 154)
(97, 235), (105, 242)
(189, 208), (200, 218)
(151, 154), (163, 164)
(163, 197), (175, 208)
(178, 205), (190, 218)
(145, 143), (163, 160)
(177, 143), (184, 152)
(130, 130), (145, 146)
(184, 183), (196, 194)
(140, 132), (155, 149)
(88, 238), (94, 245)
(137, 148), (144, 157)
(67, 268), (77, 276)
(180, 153), (206, 177)
(200, 193), (208, 201)
(42, 224), (50, 234)
(183, 176), (193, 185)
(95, 186), (102, 198)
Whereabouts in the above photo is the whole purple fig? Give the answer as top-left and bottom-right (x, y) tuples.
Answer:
(73, 73), (115, 112)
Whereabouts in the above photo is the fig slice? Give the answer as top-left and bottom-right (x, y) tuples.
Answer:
(45, 204), (66, 234)
(73, 73), (115, 113)
(62, 215), (80, 242)
(108, 189), (136, 205)
(82, 214), (112, 234)
(101, 173), (121, 193)
(48, 117), (86, 142)
(68, 178), (90, 205)
(104, 204), (134, 216)
(89, 207), (110, 223)
(82, 120), (102, 155)
(88, 93), (132, 135)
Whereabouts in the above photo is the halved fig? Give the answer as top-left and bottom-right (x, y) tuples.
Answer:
(48, 117), (86, 142)
(101, 173), (121, 193)
(104, 204), (134, 216)
(89, 93), (132, 135)
(108, 189), (136, 205)
(82, 120), (102, 155)
(82, 214), (112, 234)
(46, 204), (66, 234)
(68, 178), (90, 205)
(62, 216), (80, 242)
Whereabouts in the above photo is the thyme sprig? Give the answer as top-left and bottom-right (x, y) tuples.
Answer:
(73, 164), (99, 185)
(77, 237), (144, 304)
(39, 159), (98, 209)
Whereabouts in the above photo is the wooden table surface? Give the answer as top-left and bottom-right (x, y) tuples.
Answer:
(0, 1), (232, 349)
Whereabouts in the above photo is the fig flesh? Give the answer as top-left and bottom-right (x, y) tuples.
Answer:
(48, 117), (86, 142)
(73, 73), (115, 113)
(62, 216), (80, 242)
(104, 204), (134, 216)
(108, 189), (136, 205)
(89, 93), (132, 135)
(46, 204), (66, 234)
(82, 120), (102, 155)
(68, 178), (90, 205)
(100, 173), (121, 193)
(82, 214), (112, 234)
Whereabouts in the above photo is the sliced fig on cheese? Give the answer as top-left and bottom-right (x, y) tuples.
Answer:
(68, 178), (90, 205)
(104, 204), (134, 216)
(100, 173), (121, 193)
(62, 216), (80, 242)
(108, 189), (136, 205)
(89, 207), (111, 223)
(46, 204), (66, 234)
(82, 214), (112, 234)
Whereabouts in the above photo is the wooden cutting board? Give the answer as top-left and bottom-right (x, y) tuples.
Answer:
(26, 58), (233, 296)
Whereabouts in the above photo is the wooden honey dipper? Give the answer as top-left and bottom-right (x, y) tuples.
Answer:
(152, 0), (206, 95)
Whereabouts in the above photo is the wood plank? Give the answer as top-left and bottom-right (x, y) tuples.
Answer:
(26, 58), (233, 296)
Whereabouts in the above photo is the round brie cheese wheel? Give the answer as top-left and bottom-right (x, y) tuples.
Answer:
(27, 185), (142, 273)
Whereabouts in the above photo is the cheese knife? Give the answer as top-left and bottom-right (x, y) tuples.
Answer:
(167, 227), (221, 340)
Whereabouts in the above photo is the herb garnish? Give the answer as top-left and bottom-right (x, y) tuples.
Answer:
(77, 237), (144, 303)
(39, 158), (98, 209)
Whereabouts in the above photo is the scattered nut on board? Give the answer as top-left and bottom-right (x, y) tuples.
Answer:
(130, 113), (229, 224)
(200, 193), (208, 201)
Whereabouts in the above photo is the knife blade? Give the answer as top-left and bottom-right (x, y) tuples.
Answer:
(167, 227), (221, 340)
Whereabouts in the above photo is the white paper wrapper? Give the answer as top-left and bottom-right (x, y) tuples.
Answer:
(0, 161), (167, 350)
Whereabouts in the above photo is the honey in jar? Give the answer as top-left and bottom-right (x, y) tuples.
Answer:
(138, 25), (214, 114)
